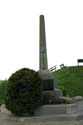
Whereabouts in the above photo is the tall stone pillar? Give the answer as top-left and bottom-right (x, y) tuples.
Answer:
(39, 15), (48, 70)
(39, 15), (54, 91)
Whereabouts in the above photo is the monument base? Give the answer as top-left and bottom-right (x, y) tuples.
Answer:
(38, 69), (62, 96)
(41, 79), (54, 91)
(42, 89), (63, 97)
(39, 70), (56, 91)
(35, 100), (83, 117)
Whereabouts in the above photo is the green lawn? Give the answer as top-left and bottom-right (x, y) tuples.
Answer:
(0, 80), (7, 104)
(0, 66), (83, 104)
(53, 66), (83, 97)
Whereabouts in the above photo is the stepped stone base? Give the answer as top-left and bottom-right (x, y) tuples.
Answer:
(39, 70), (54, 91)
(35, 101), (83, 116)
(42, 89), (63, 97)
(0, 102), (83, 124)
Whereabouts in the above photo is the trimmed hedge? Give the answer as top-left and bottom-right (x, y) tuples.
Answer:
(5, 68), (42, 116)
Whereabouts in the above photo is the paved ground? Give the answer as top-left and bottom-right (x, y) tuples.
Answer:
(0, 119), (82, 125)
(0, 104), (83, 125)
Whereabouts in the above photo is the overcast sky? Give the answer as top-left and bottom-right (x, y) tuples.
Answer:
(0, 0), (83, 79)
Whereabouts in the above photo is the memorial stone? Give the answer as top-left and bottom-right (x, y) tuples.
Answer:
(39, 15), (55, 91)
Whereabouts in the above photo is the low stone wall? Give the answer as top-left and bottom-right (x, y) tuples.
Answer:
(0, 100), (83, 125)
(35, 101), (83, 116)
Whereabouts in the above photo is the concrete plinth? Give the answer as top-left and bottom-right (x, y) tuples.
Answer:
(0, 103), (83, 124)
(35, 101), (83, 116)
(42, 89), (62, 98)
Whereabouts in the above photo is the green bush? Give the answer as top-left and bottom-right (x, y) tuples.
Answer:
(5, 68), (42, 116)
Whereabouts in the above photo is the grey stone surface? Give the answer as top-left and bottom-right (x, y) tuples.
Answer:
(54, 89), (63, 96)
(0, 120), (82, 125)
(0, 104), (83, 124)
(0, 104), (11, 115)
(72, 96), (83, 102)
(58, 96), (73, 103)
(76, 101), (83, 112)
(38, 15), (61, 92)
(35, 105), (67, 116)
(39, 15), (48, 70)
(38, 70), (53, 80)
(35, 101), (83, 116)
(42, 89), (62, 97)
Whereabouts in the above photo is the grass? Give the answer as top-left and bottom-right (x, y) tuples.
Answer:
(53, 66), (83, 97)
(0, 80), (7, 104)
(0, 66), (83, 104)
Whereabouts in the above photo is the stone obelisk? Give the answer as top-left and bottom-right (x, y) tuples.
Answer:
(39, 15), (48, 70)
(39, 15), (54, 91)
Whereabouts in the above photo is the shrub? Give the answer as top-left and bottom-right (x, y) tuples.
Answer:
(5, 68), (42, 116)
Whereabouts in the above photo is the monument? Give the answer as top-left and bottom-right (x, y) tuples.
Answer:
(38, 15), (54, 91)
(38, 15), (62, 97)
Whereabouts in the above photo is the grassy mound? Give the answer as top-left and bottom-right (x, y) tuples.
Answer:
(0, 66), (83, 104)
(53, 66), (83, 97)
(0, 80), (7, 104)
